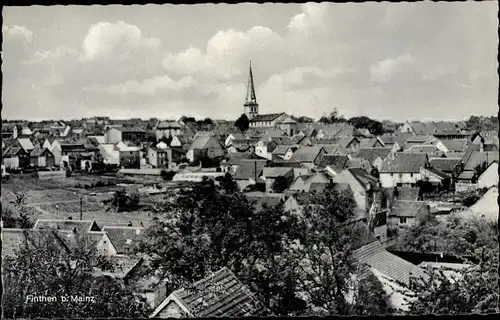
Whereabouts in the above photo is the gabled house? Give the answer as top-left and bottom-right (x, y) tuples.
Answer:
(29, 146), (56, 168)
(419, 167), (451, 190)
(388, 200), (430, 228)
(186, 135), (225, 164)
(57, 230), (118, 256)
(105, 127), (147, 144)
(358, 137), (385, 149)
(33, 219), (101, 233)
(287, 171), (331, 194)
(261, 167), (295, 193)
(289, 146), (326, 168)
(150, 267), (269, 318)
(271, 145), (297, 160)
(101, 226), (144, 255)
(232, 159), (267, 191)
(380, 152), (429, 188)
(332, 168), (379, 213)
(219, 153), (258, 174)
(1, 124), (18, 139)
(18, 138), (35, 152)
(477, 161), (498, 189)
(227, 138), (260, 153)
(356, 148), (393, 171)
(155, 120), (182, 140)
(2, 146), (30, 169)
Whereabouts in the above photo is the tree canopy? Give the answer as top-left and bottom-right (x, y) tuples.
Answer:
(2, 231), (151, 319)
(348, 116), (384, 135)
(318, 108), (347, 124)
(235, 114), (250, 132)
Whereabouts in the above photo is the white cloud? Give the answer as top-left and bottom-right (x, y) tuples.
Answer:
(2, 25), (33, 44)
(370, 54), (417, 83)
(82, 21), (160, 61)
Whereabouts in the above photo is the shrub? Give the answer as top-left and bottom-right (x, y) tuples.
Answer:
(161, 170), (175, 181)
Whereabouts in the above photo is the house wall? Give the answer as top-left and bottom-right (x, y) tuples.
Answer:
(478, 162), (499, 188)
(254, 142), (271, 160)
(3, 156), (19, 169)
(380, 172), (421, 188)
(389, 216), (417, 228)
(282, 149), (294, 160)
(97, 235), (118, 256)
(399, 122), (414, 133)
(105, 128), (122, 144)
(186, 149), (195, 163)
(333, 171), (369, 211)
(156, 128), (181, 140)
(373, 157), (384, 171)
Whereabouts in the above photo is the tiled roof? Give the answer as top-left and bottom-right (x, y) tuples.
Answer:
(33, 219), (101, 233)
(289, 146), (324, 163)
(271, 145), (294, 155)
(358, 138), (381, 148)
(380, 152), (428, 173)
(233, 160), (267, 180)
(356, 148), (392, 164)
(317, 154), (350, 170)
(101, 226), (144, 254)
(270, 136), (296, 146)
(316, 137), (356, 148)
(249, 113), (285, 123)
(2, 146), (25, 157)
(429, 158), (461, 173)
(348, 168), (378, 188)
(262, 167), (293, 178)
(113, 126), (146, 133)
(157, 120), (181, 129)
(153, 267), (269, 317)
(423, 167), (450, 179)
(30, 145), (48, 157)
(463, 151), (499, 171)
(441, 139), (469, 152)
(390, 200), (428, 218)
(2, 228), (70, 258)
(352, 241), (428, 286)
(18, 138), (34, 151)
(396, 187), (419, 201)
(189, 135), (220, 150)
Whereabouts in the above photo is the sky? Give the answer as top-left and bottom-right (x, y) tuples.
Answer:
(2, 2), (498, 122)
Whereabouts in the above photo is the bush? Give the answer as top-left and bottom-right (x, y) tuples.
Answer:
(161, 170), (175, 181)
(156, 185), (163, 190)
(84, 185), (89, 189)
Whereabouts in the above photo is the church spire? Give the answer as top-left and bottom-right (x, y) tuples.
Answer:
(244, 61), (259, 120)
(245, 61), (257, 104)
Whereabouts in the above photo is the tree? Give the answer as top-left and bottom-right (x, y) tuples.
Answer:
(2, 231), (151, 318)
(9, 191), (34, 229)
(318, 108), (347, 124)
(286, 188), (378, 315)
(218, 172), (238, 193)
(348, 116), (384, 136)
(370, 167), (380, 179)
(235, 114), (250, 132)
(293, 116), (314, 123)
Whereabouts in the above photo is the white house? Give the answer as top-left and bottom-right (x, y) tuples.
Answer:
(380, 152), (429, 188)
(155, 120), (182, 140)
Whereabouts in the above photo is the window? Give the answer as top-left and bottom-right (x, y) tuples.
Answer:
(390, 173), (394, 176)
(400, 217), (407, 224)
(410, 173), (414, 177)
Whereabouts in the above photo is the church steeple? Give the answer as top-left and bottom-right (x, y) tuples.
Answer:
(244, 61), (259, 120)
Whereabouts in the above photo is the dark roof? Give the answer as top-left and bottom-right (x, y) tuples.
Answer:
(356, 148), (392, 164)
(289, 146), (325, 163)
(101, 226), (144, 254)
(262, 167), (293, 178)
(464, 151), (499, 171)
(233, 160), (267, 180)
(429, 158), (461, 173)
(2, 228), (71, 258)
(317, 154), (350, 170)
(33, 219), (101, 233)
(396, 187), (419, 201)
(158, 267), (269, 317)
(390, 200), (428, 218)
(2, 146), (26, 157)
(352, 241), (428, 286)
(157, 120), (181, 129)
(423, 167), (450, 179)
(380, 153), (428, 173)
(441, 139), (469, 152)
(249, 113), (284, 123)
(112, 127), (146, 133)
(348, 168), (378, 188)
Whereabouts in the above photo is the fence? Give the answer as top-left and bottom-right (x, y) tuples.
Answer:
(455, 182), (478, 192)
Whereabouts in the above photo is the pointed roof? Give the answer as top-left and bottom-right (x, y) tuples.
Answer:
(244, 61), (257, 106)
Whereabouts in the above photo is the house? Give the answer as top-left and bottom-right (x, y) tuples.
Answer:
(105, 127), (147, 144)
(2, 146), (30, 169)
(456, 187), (498, 222)
(57, 230), (118, 256)
(261, 167), (295, 193)
(249, 112), (289, 129)
(388, 200), (430, 227)
(457, 151), (499, 184)
(358, 137), (385, 149)
(356, 148), (392, 171)
(33, 219), (101, 233)
(399, 121), (470, 140)
(332, 168), (379, 213)
(2, 228), (71, 259)
(233, 159), (268, 190)
(439, 139), (470, 153)
(155, 120), (182, 140)
(380, 152), (429, 188)
(283, 193), (310, 217)
(99, 144), (120, 165)
(1, 124), (18, 139)
(29, 146), (56, 168)
(227, 138), (260, 153)
(287, 171), (331, 193)
(245, 192), (284, 211)
(60, 143), (100, 170)
(289, 146), (327, 168)
(186, 135), (225, 164)
(150, 267), (269, 318)
(378, 133), (406, 152)
(316, 137), (360, 153)
(253, 139), (276, 160)
(148, 146), (170, 169)
(219, 153), (258, 174)
(224, 133), (246, 148)
(18, 138), (35, 152)
(352, 241), (428, 312)
(271, 145), (297, 160)
(101, 226), (144, 255)
(313, 143), (347, 155)
(477, 161), (498, 189)
(429, 158), (461, 177)
(116, 142), (142, 169)
(275, 115), (297, 136)
(419, 167), (451, 189)
(316, 154), (350, 178)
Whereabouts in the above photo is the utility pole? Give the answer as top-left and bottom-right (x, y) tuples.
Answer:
(80, 195), (83, 220)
